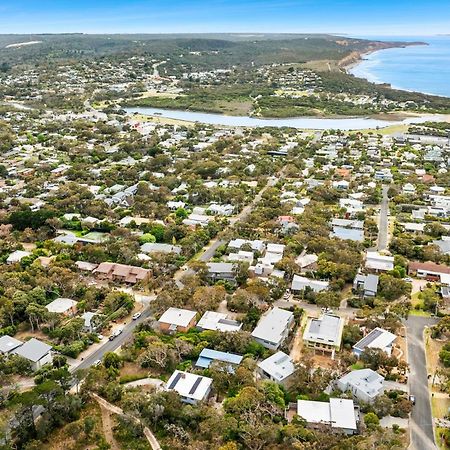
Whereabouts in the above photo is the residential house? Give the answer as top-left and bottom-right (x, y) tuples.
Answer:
(0, 335), (22, 355)
(81, 312), (97, 332)
(296, 398), (358, 435)
(408, 261), (450, 280)
(336, 369), (384, 403)
(432, 237), (450, 255)
(206, 262), (236, 283)
(352, 274), (379, 298)
(251, 307), (294, 350)
(291, 275), (329, 293)
(45, 298), (78, 316)
(353, 327), (397, 357)
(365, 252), (394, 272)
(158, 307), (197, 333)
(6, 250), (31, 264)
(195, 348), (243, 371)
(303, 314), (344, 354)
(196, 311), (242, 332)
(165, 370), (212, 404)
(13, 338), (52, 371)
(257, 351), (295, 385)
(228, 239), (265, 253)
(140, 242), (182, 255)
(94, 262), (151, 284)
(207, 203), (234, 216)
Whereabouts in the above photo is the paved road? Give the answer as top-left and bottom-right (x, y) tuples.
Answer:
(377, 184), (390, 251)
(73, 306), (154, 373)
(406, 316), (438, 450)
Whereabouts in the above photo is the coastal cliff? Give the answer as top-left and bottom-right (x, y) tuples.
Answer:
(340, 40), (428, 70)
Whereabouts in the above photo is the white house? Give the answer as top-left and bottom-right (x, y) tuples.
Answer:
(140, 242), (182, 255)
(257, 351), (295, 385)
(158, 307), (197, 333)
(196, 311), (242, 332)
(365, 252), (394, 272)
(353, 327), (397, 357)
(297, 398), (358, 435)
(165, 370), (212, 404)
(251, 308), (294, 350)
(291, 275), (329, 293)
(45, 298), (78, 316)
(6, 250), (31, 264)
(336, 369), (384, 403)
(303, 314), (344, 354)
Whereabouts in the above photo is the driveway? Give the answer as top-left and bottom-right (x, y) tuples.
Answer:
(406, 316), (438, 450)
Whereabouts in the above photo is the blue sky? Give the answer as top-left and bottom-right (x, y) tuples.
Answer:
(1, 0), (450, 35)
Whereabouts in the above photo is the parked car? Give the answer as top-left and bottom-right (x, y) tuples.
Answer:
(109, 327), (124, 341)
(132, 312), (142, 320)
(409, 395), (416, 405)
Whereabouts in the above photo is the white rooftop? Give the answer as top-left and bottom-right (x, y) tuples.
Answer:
(45, 298), (77, 314)
(365, 251), (394, 271)
(297, 398), (357, 431)
(196, 311), (242, 332)
(303, 314), (343, 347)
(258, 351), (295, 382)
(166, 370), (212, 401)
(159, 307), (197, 327)
(251, 308), (293, 346)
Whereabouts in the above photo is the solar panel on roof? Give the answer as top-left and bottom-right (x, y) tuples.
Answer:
(355, 328), (383, 349)
(189, 377), (202, 395)
(168, 372), (183, 390)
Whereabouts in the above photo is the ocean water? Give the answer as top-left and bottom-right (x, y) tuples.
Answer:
(349, 36), (450, 97)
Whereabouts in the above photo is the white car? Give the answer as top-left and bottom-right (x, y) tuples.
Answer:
(97, 334), (104, 341)
(132, 312), (142, 320)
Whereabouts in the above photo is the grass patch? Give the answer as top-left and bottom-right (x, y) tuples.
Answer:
(432, 397), (450, 419)
(409, 309), (431, 317)
(351, 361), (365, 370)
(119, 373), (149, 384)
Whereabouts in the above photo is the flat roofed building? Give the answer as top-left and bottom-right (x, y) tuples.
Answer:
(258, 351), (295, 384)
(0, 335), (22, 354)
(353, 327), (396, 356)
(251, 307), (294, 350)
(336, 369), (384, 403)
(165, 370), (212, 404)
(303, 314), (344, 353)
(297, 398), (358, 435)
(158, 307), (197, 333)
(196, 311), (242, 332)
(13, 338), (52, 371)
